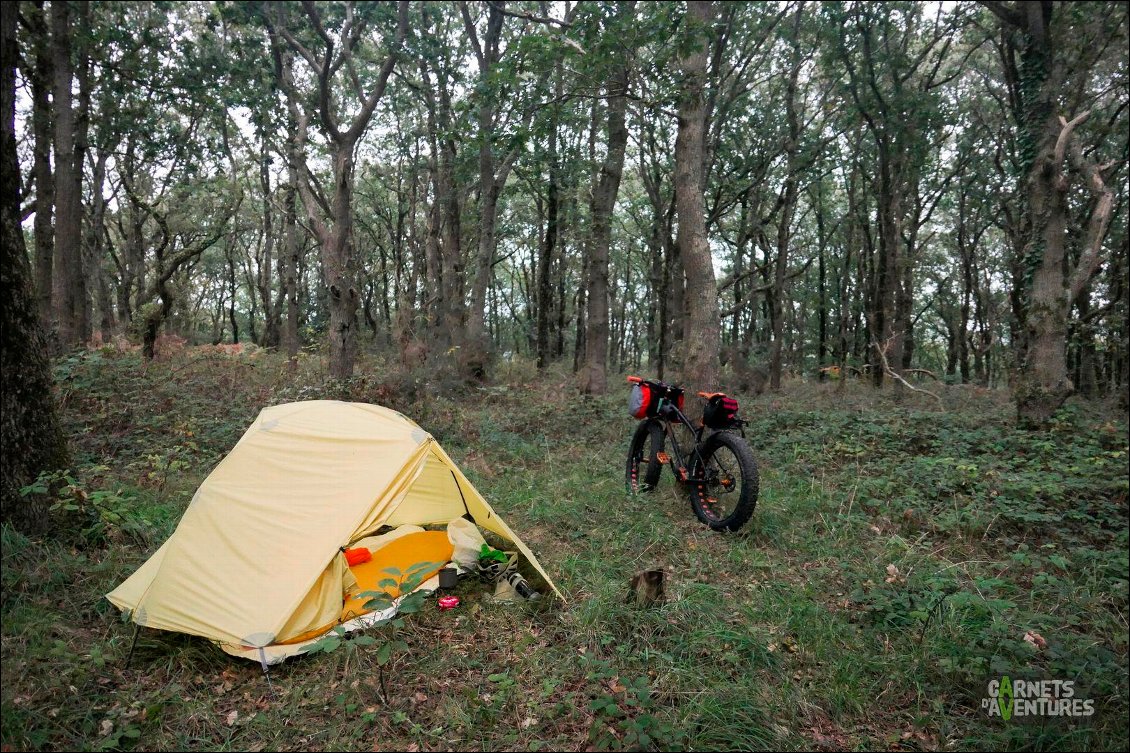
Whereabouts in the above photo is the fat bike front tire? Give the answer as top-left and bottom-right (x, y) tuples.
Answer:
(686, 431), (759, 532)
(626, 419), (665, 493)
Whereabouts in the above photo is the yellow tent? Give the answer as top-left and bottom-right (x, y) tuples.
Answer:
(107, 400), (559, 664)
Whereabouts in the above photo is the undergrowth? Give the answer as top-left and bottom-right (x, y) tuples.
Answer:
(1, 348), (1126, 751)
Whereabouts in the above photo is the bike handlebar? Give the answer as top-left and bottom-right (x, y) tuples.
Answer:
(629, 375), (724, 399)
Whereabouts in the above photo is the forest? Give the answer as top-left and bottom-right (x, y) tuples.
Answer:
(1, 1), (1127, 751)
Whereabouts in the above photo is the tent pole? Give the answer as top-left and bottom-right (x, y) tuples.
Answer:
(124, 624), (140, 669)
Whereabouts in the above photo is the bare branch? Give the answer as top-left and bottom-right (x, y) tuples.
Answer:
(873, 334), (944, 406)
(1053, 110), (1090, 170)
(1066, 135), (1114, 303)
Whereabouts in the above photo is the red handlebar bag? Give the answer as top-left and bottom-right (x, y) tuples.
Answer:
(628, 382), (653, 419)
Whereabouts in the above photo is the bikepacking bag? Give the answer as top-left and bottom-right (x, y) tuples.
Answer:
(703, 394), (740, 428)
(629, 380), (684, 419)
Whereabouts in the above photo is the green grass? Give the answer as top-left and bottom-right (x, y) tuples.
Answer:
(2, 348), (1127, 751)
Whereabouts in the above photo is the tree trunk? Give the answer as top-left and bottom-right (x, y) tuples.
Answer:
(72, 0), (91, 342)
(980, 1), (1115, 426)
(270, 1), (407, 380)
(537, 68), (562, 370)
(320, 149), (360, 380)
(89, 150), (115, 342)
(417, 22), (457, 357)
(462, 2), (506, 379)
(1015, 104), (1073, 421)
(871, 145), (902, 387)
(1, 1), (69, 532)
(674, 1), (721, 390)
(258, 137), (279, 348)
(815, 183), (828, 378)
(581, 49), (631, 395)
(28, 0), (54, 330)
(768, 4), (804, 391)
(51, 0), (83, 346)
(227, 246), (239, 344)
(280, 55), (300, 367)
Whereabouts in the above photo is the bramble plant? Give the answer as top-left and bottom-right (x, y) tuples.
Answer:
(302, 561), (442, 702)
(20, 466), (141, 545)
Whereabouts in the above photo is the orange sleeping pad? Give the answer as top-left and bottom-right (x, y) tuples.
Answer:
(341, 530), (453, 618)
(278, 530), (453, 645)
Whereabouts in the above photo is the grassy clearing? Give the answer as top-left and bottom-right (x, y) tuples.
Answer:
(2, 348), (1127, 751)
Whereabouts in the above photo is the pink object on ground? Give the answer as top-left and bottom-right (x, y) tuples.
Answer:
(438, 595), (460, 610)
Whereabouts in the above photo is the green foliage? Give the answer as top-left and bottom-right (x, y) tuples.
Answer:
(19, 466), (148, 546)
(585, 658), (685, 751)
(301, 559), (441, 710)
(2, 352), (1126, 751)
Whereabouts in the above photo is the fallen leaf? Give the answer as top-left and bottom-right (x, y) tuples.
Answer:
(414, 692), (428, 703)
(226, 710), (239, 726)
(884, 563), (900, 583)
(521, 716), (538, 729)
(1023, 631), (1047, 650)
(100, 720), (113, 737)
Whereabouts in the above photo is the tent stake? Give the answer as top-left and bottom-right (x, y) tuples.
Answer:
(259, 648), (276, 699)
(124, 624), (140, 669)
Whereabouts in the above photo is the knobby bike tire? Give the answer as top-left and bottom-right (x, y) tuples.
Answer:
(626, 419), (665, 493)
(687, 430), (759, 532)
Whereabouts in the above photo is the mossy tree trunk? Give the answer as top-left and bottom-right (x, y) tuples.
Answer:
(983, 1), (1115, 427)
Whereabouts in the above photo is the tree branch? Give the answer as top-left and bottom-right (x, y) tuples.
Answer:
(344, 0), (408, 145)
(1053, 110), (1090, 171)
(979, 0), (1023, 28)
(873, 334), (944, 405)
(1066, 135), (1115, 304)
(486, 0), (571, 28)
(459, 1), (485, 67)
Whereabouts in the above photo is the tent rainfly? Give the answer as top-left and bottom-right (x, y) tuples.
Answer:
(107, 400), (559, 664)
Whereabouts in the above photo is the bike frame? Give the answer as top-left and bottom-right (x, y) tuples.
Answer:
(651, 398), (708, 482)
(629, 374), (747, 484)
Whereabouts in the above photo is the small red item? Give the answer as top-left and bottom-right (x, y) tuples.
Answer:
(344, 547), (371, 566)
(437, 595), (460, 610)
